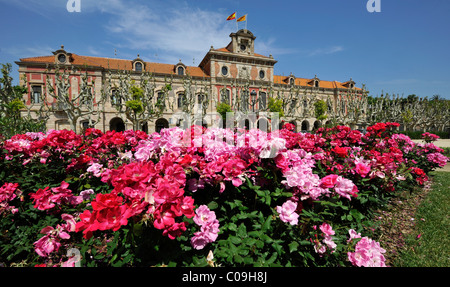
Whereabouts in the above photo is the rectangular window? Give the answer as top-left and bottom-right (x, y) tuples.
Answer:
(111, 89), (121, 105)
(221, 89), (230, 105)
(177, 93), (185, 108)
(31, 85), (42, 104)
(157, 91), (165, 108)
(259, 92), (267, 109)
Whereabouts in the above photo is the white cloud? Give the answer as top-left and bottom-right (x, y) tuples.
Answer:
(1, 0), (294, 65)
(308, 46), (344, 56)
(87, 0), (292, 65)
(92, 0), (233, 65)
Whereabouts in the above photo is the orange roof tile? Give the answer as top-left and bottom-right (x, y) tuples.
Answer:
(273, 75), (361, 90)
(19, 54), (209, 78)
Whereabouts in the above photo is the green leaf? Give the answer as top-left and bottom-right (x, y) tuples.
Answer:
(237, 223), (247, 238)
(227, 222), (237, 232)
(289, 241), (299, 253)
(255, 240), (264, 249)
(262, 215), (272, 232)
(260, 234), (272, 243)
(233, 254), (244, 264)
(110, 254), (118, 264)
(350, 209), (364, 221)
(243, 237), (256, 246)
(230, 236), (242, 245)
(208, 201), (219, 210)
(266, 252), (278, 265)
(273, 242), (283, 255)
(299, 240), (312, 246)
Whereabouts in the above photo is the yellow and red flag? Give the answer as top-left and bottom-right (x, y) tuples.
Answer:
(226, 12), (236, 21)
(237, 14), (247, 22)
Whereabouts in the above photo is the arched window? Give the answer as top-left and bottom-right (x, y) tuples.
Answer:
(257, 118), (268, 132)
(197, 94), (204, 104)
(81, 120), (91, 131)
(177, 66), (184, 76)
(301, 120), (309, 132)
(135, 62), (143, 72)
(58, 54), (67, 64)
(110, 117), (125, 132)
(141, 122), (148, 133)
(155, 118), (169, 133)
(313, 120), (322, 130)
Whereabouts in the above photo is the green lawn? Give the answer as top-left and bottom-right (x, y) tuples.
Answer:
(393, 171), (450, 267)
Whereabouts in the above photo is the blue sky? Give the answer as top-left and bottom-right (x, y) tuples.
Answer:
(1, 0), (449, 99)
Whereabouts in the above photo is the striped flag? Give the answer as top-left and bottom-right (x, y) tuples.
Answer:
(237, 14), (247, 22)
(226, 12), (236, 21)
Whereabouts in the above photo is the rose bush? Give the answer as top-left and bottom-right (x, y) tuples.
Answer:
(0, 123), (447, 267)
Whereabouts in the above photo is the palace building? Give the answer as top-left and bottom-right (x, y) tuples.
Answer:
(15, 29), (367, 134)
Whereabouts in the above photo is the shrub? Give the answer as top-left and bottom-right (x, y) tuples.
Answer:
(0, 124), (447, 267)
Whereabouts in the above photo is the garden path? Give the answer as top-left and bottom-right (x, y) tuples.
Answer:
(412, 139), (450, 172)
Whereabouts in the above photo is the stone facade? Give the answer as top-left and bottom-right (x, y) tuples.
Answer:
(15, 29), (367, 134)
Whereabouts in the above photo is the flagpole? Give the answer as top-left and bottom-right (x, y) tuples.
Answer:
(245, 14), (248, 30)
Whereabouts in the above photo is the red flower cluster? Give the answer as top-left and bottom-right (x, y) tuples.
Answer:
(78, 153), (196, 240)
(316, 125), (363, 147)
(365, 122), (400, 138)
(332, 146), (349, 158)
(75, 193), (133, 239)
(410, 167), (428, 185)
(43, 129), (82, 154)
(30, 181), (82, 211)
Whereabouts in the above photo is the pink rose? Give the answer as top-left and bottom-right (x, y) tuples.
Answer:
(334, 176), (358, 200)
(319, 223), (335, 236)
(320, 174), (339, 189)
(354, 162), (370, 178)
(276, 200), (299, 226)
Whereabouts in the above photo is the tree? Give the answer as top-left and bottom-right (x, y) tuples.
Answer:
(268, 97), (284, 117)
(0, 63), (47, 138)
(314, 99), (328, 121)
(328, 87), (368, 129)
(170, 73), (211, 128)
(273, 85), (324, 126)
(105, 70), (172, 131)
(366, 93), (450, 132)
(216, 102), (232, 127)
(44, 64), (106, 133)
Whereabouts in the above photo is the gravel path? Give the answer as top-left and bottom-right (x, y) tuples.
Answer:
(412, 139), (450, 172)
(412, 139), (450, 148)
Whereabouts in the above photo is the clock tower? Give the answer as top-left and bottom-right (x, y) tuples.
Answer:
(228, 29), (256, 56)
